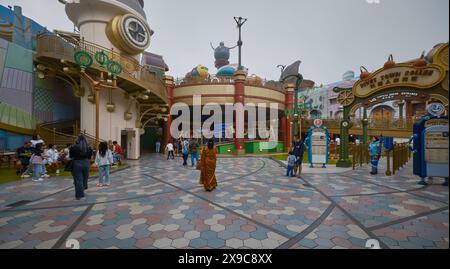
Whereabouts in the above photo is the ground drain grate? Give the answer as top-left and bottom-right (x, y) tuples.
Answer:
(7, 200), (31, 207)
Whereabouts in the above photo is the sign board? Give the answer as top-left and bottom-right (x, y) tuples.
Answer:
(306, 125), (329, 168)
(364, 91), (428, 107)
(353, 64), (446, 98)
(425, 130), (449, 164)
(411, 111), (449, 180)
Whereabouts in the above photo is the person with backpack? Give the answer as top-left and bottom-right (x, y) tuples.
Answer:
(189, 139), (199, 168)
(95, 141), (114, 187)
(70, 135), (93, 200)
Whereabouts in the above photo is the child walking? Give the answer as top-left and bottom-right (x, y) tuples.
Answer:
(286, 151), (296, 177)
(95, 141), (114, 187)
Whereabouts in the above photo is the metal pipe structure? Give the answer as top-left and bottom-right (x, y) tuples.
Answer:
(233, 17), (247, 70)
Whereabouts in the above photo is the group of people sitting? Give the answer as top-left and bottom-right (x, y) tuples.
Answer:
(16, 135), (71, 182)
(15, 134), (125, 183)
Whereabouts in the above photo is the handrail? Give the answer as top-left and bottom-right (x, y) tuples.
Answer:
(36, 33), (167, 102)
(38, 32), (165, 78)
(37, 121), (103, 148)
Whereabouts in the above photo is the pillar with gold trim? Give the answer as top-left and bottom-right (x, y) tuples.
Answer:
(164, 75), (174, 148)
(284, 84), (295, 152)
(234, 70), (246, 155)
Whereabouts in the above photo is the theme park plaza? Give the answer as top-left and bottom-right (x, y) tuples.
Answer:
(0, 0), (448, 249)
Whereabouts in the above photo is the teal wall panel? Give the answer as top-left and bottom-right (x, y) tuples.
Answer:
(0, 47), (6, 82)
(5, 42), (33, 73)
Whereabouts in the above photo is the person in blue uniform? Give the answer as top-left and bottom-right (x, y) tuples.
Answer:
(369, 137), (382, 175)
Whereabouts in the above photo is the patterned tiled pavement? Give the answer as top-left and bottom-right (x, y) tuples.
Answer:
(0, 155), (448, 249)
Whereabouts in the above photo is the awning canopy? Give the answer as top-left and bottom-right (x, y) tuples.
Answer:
(0, 102), (36, 135)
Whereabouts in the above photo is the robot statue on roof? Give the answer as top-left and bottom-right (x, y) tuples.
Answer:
(210, 41), (237, 69)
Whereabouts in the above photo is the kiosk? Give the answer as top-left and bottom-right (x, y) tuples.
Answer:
(306, 119), (330, 168)
(409, 103), (449, 186)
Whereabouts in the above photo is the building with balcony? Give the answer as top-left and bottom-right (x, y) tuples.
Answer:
(0, 2), (169, 159)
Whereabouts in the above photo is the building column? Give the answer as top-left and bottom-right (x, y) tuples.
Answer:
(284, 84), (294, 151)
(164, 76), (174, 148)
(398, 101), (405, 119)
(405, 100), (413, 118)
(362, 107), (368, 145)
(234, 70), (246, 155)
(336, 106), (352, 168)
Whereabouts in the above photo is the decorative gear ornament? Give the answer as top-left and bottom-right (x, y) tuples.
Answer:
(337, 90), (356, 107)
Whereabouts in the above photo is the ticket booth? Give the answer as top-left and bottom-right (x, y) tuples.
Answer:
(306, 119), (330, 168)
(409, 103), (449, 186)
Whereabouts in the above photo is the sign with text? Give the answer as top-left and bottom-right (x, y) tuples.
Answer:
(364, 91), (429, 107)
(353, 64), (445, 98)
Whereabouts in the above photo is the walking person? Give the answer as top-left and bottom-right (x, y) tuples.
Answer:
(95, 141), (113, 187)
(70, 135), (93, 200)
(286, 151), (296, 177)
(182, 138), (189, 166)
(165, 141), (175, 160)
(190, 139), (199, 168)
(292, 136), (305, 177)
(199, 139), (218, 192)
(155, 140), (161, 153)
(369, 137), (382, 175)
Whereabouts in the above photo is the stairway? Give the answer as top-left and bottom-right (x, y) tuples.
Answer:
(36, 120), (100, 149)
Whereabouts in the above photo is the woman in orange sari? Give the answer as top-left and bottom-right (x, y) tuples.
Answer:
(199, 140), (218, 192)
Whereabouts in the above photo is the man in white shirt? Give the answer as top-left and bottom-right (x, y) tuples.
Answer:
(46, 144), (60, 174)
(165, 142), (175, 160)
(335, 137), (341, 146)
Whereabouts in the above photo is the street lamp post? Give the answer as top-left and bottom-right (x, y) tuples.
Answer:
(281, 74), (304, 140)
(74, 49), (122, 149)
(234, 17), (247, 70)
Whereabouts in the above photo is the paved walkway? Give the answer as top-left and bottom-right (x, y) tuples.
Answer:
(0, 155), (448, 249)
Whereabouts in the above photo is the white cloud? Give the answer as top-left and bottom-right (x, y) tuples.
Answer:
(366, 0), (381, 4)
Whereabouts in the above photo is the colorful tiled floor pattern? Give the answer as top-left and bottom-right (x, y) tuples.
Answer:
(0, 155), (448, 249)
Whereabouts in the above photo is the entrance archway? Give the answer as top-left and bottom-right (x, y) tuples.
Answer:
(334, 43), (449, 168)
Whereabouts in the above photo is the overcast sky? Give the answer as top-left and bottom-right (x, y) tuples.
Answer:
(1, 0), (448, 84)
